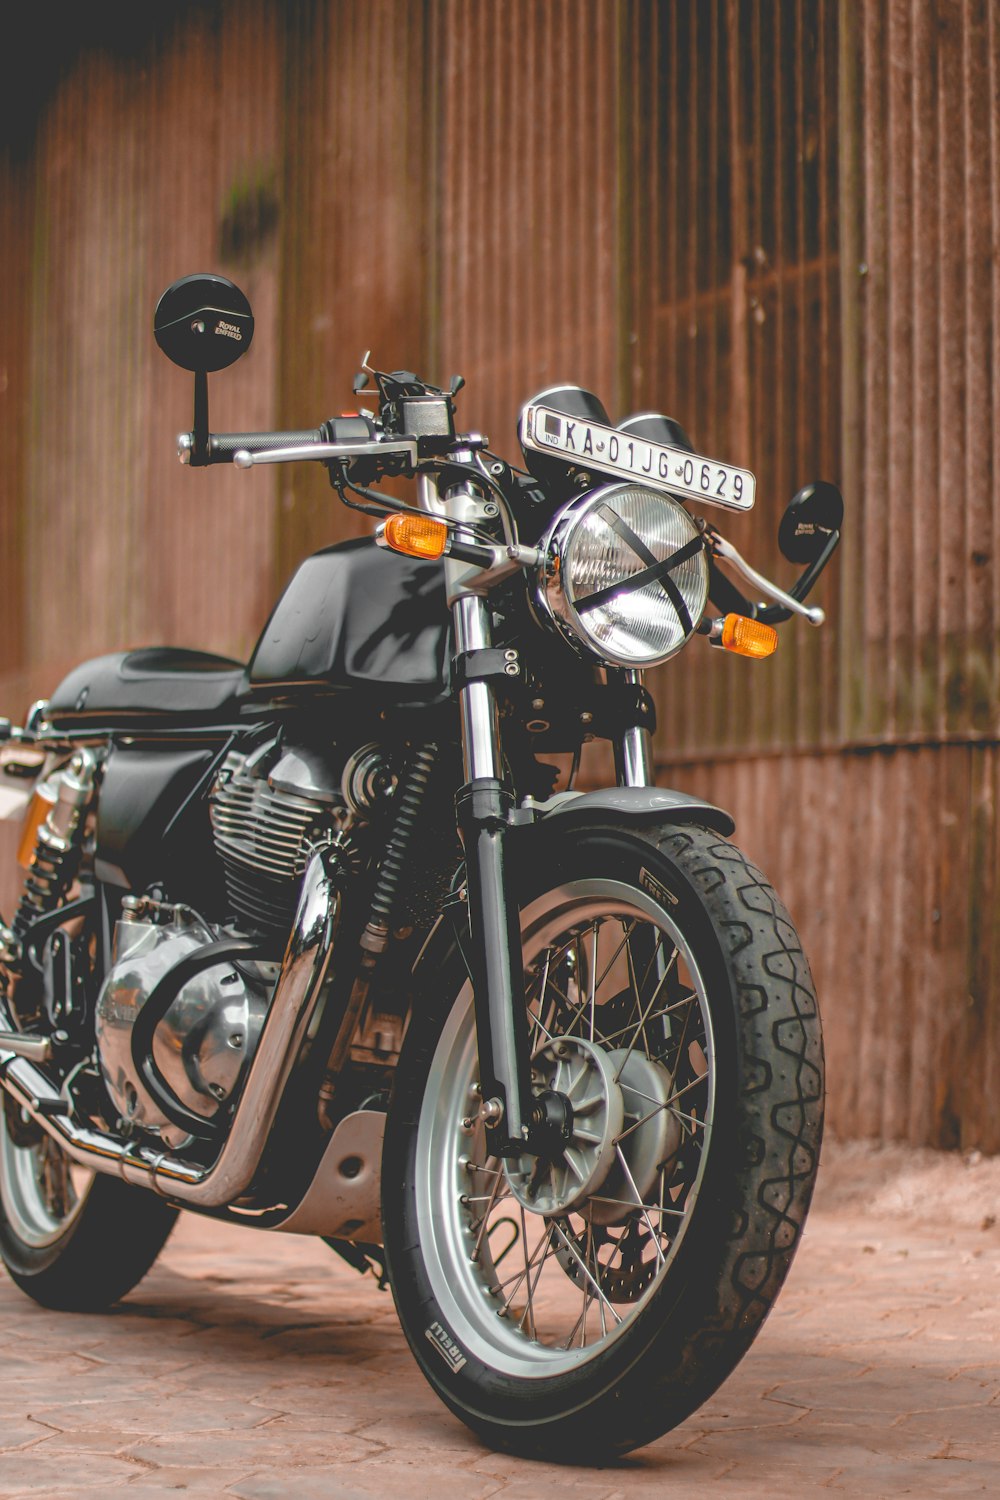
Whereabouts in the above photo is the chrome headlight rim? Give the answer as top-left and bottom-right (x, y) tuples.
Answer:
(533, 482), (709, 670)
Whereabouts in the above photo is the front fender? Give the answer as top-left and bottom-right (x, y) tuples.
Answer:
(411, 784), (734, 986)
(526, 785), (735, 837)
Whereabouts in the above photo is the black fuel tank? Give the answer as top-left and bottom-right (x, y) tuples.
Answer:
(248, 538), (450, 701)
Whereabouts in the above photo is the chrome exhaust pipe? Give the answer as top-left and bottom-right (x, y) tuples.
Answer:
(0, 844), (340, 1207)
(0, 1031), (52, 1063)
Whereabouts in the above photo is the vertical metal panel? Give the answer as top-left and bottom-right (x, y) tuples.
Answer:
(274, 0), (435, 576)
(0, 0), (998, 1155)
(846, 0), (999, 749)
(7, 1), (284, 696)
(623, 0), (842, 762)
(430, 0), (620, 461)
(0, 2), (285, 918)
(0, 150), (31, 703)
(655, 742), (1000, 1152)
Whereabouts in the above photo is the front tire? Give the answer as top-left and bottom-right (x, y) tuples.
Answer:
(382, 821), (823, 1458)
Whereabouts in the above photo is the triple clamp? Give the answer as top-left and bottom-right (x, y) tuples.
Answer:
(451, 647), (521, 690)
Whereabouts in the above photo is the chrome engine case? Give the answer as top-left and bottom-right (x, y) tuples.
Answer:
(95, 904), (276, 1149)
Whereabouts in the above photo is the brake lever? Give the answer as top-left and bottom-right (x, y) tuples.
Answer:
(709, 532), (825, 626)
(232, 438), (419, 470)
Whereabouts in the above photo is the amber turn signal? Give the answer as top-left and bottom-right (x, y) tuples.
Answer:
(382, 513), (449, 560)
(720, 613), (778, 659)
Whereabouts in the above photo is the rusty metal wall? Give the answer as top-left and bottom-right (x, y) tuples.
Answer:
(655, 743), (1000, 1152)
(650, 0), (1000, 1149)
(273, 0), (436, 578)
(1, 0), (998, 1148)
(623, 0), (844, 758)
(0, 0), (289, 920)
(840, 0), (999, 752)
(0, 150), (31, 715)
(431, 0), (622, 461)
(1, 2), (286, 703)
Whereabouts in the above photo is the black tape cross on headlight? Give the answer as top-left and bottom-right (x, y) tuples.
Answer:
(576, 503), (704, 635)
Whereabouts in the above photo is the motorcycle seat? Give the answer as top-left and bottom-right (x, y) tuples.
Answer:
(47, 648), (247, 730)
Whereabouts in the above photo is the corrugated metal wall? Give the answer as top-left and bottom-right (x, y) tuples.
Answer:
(1, 1), (998, 1148)
(650, 0), (1000, 1149)
(17, 3), (286, 672)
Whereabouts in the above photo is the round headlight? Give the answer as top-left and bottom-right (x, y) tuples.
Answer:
(535, 483), (709, 668)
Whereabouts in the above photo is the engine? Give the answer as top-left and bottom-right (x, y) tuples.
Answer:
(210, 737), (394, 943)
(93, 737), (396, 1147)
(95, 901), (278, 1150)
(210, 740), (353, 944)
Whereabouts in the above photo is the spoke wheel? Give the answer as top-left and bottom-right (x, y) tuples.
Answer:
(419, 883), (712, 1370)
(0, 1088), (179, 1312)
(382, 821), (824, 1459)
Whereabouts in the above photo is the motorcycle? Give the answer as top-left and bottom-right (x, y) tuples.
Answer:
(0, 273), (841, 1458)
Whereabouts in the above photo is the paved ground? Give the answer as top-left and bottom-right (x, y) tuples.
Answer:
(0, 1141), (998, 1498)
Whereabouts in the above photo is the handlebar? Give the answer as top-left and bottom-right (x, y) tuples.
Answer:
(177, 414), (423, 487)
(210, 429), (325, 461)
(177, 417), (833, 633)
(178, 428), (326, 464)
(230, 437), (419, 471)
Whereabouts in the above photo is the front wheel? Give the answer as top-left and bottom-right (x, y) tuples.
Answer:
(381, 821), (823, 1459)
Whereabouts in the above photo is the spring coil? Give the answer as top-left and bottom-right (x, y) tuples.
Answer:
(367, 742), (438, 930)
(13, 750), (98, 938)
(14, 839), (81, 935)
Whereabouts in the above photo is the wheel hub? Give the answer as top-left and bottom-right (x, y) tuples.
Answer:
(586, 1048), (682, 1226)
(503, 1036), (682, 1226)
(504, 1036), (623, 1216)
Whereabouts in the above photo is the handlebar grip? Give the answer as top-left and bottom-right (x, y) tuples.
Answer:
(209, 429), (324, 462)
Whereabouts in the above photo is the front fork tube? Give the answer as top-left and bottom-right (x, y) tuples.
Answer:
(613, 669), (655, 788)
(452, 598), (653, 1152)
(456, 781), (534, 1155)
(452, 593), (534, 1157)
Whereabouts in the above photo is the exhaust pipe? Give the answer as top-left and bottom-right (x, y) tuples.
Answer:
(0, 844), (340, 1207)
(0, 1032), (52, 1064)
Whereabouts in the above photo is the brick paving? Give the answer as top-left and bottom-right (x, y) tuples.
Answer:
(0, 1141), (998, 1498)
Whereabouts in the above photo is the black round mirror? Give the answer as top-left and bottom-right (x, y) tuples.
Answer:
(154, 273), (254, 373)
(778, 481), (844, 564)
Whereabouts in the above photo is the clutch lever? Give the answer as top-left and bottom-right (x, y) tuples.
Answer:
(755, 529), (840, 626)
(707, 530), (825, 626)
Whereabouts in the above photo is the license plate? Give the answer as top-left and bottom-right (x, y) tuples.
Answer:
(520, 404), (756, 512)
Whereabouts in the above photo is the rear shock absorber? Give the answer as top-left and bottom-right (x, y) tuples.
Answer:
(13, 749), (99, 939)
(361, 742), (438, 956)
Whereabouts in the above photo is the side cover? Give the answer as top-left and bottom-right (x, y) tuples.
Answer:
(95, 744), (223, 905)
(248, 538), (450, 701)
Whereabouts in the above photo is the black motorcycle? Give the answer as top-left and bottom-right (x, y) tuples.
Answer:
(0, 273), (841, 1458)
